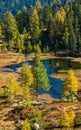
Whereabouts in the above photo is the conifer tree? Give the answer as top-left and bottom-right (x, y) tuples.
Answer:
(16, 6), (29, 33)
(2, 11), (18, 42)
(68, 5), (77, 54)
(74, 16), (81, 54)
(55, 7), (66, 24)
(63, 26), (69, 56)
(47, 14), (54, 44)
(42, 3), (50, 28)
(22, 120), (31, 130)
(21, 64), (34, 107)
(0, 24), (4, 52)
(61, 108), (75, 129)
(32, 53), (50, 94)
(15, 33), (25, 53)
(5, 75), (19, 100)
(63, 69), (78, 101)
(33, 109), (44, 130)
(29, 7), (40, 43)
(26, 41), (32, 53)
(9, 39), (14, 51)
(34, 44), (41, 55)
(34, 1), (42, 28)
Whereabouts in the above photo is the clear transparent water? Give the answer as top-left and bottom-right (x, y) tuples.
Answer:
(10, 58), (81, 99)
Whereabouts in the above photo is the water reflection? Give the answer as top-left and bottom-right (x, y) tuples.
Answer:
(10, 58), (81, 99)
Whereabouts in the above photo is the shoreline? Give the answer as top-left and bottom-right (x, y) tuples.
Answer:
(0, 52), (81, 88)
(0, 52), (81, 129)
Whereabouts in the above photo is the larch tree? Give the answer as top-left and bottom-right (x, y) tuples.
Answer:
(32, 53), (50, 94)
(34, 44), (41, 55)
(63, 69), (78, 101)
(5, 75), (19, 100)
(33, 109), (44, 130)
(55, 7), (66, 24)
(2, 11), (18, 43)
(15, 33), (25, 53)
(61, 108), (75, 129)
(26, 41), (32, 53)
(22, 120), (31, 130)
(21, 64), (34, 108)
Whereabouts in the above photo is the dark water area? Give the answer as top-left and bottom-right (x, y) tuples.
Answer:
(10, 58), (81, 99)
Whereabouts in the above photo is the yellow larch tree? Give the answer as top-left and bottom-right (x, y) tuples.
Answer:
(5, 74), (19, 100)
(55, 7), (66, 24)
(22, 120), (31, 130)
(63, 69), (78, 101)
(61, 108), (75, 129)
(21, 64), (34, 108)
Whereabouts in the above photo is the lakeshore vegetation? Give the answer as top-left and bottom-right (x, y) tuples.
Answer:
(0, 0), (81, 130)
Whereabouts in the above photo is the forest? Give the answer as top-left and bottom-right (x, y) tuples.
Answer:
(0, 0), (73, 17)
(0, 0), (81, 56)
(0, 0), (81, 130)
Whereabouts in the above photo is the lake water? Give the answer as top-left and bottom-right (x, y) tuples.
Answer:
(10, 58), (81, 99)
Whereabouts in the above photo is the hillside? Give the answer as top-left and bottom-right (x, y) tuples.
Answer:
(0, 0), (79, 18)
(0, 0), (60, 17)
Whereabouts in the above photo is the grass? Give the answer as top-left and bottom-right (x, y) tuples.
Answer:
(50, 70), (67, 81)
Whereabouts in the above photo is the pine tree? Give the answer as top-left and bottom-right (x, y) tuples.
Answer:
(29, 7), (40, 43)
(32, 53), (50, 94)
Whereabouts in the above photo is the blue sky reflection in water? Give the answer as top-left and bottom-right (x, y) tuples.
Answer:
(10, 58), (81, 99)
